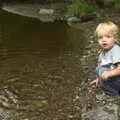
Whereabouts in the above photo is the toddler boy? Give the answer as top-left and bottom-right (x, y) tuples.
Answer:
(90, 21), (120, 96)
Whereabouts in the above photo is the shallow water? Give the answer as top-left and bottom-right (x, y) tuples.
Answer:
(0, 9), (88, 119)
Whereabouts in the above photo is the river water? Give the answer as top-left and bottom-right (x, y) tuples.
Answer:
(0, 9), (91, 120)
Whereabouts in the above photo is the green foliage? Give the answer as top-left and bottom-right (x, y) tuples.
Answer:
(67, 0), (99, 16)
(114, 0), (120, 11)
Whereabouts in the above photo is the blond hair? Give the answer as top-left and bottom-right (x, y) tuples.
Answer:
(95, 21), (119, 40)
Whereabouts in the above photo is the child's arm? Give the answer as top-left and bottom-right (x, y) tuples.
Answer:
(100, 64), (120, 79)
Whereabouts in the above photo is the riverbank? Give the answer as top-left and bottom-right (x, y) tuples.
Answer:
(1, 5), (120, 119)
(72, 9), (120, 120)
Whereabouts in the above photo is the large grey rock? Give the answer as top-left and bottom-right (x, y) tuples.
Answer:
(2, 3), (65, 22)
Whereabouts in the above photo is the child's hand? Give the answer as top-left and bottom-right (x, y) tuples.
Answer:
(90, 78), (99, 88)
(100, 71), (110, 80)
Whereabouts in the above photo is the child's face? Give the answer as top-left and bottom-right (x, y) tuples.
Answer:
(97, 32), (116, 50)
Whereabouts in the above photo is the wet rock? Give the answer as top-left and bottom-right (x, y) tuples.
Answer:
(67, 16), (81, 24)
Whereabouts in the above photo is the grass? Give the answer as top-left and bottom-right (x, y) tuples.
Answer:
(67, 0), (99, 16)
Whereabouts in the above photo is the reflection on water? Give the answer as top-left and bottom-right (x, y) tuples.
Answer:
(0, 10), (87, 119)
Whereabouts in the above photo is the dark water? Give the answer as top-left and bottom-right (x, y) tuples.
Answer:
(0, 10), (88, 120)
